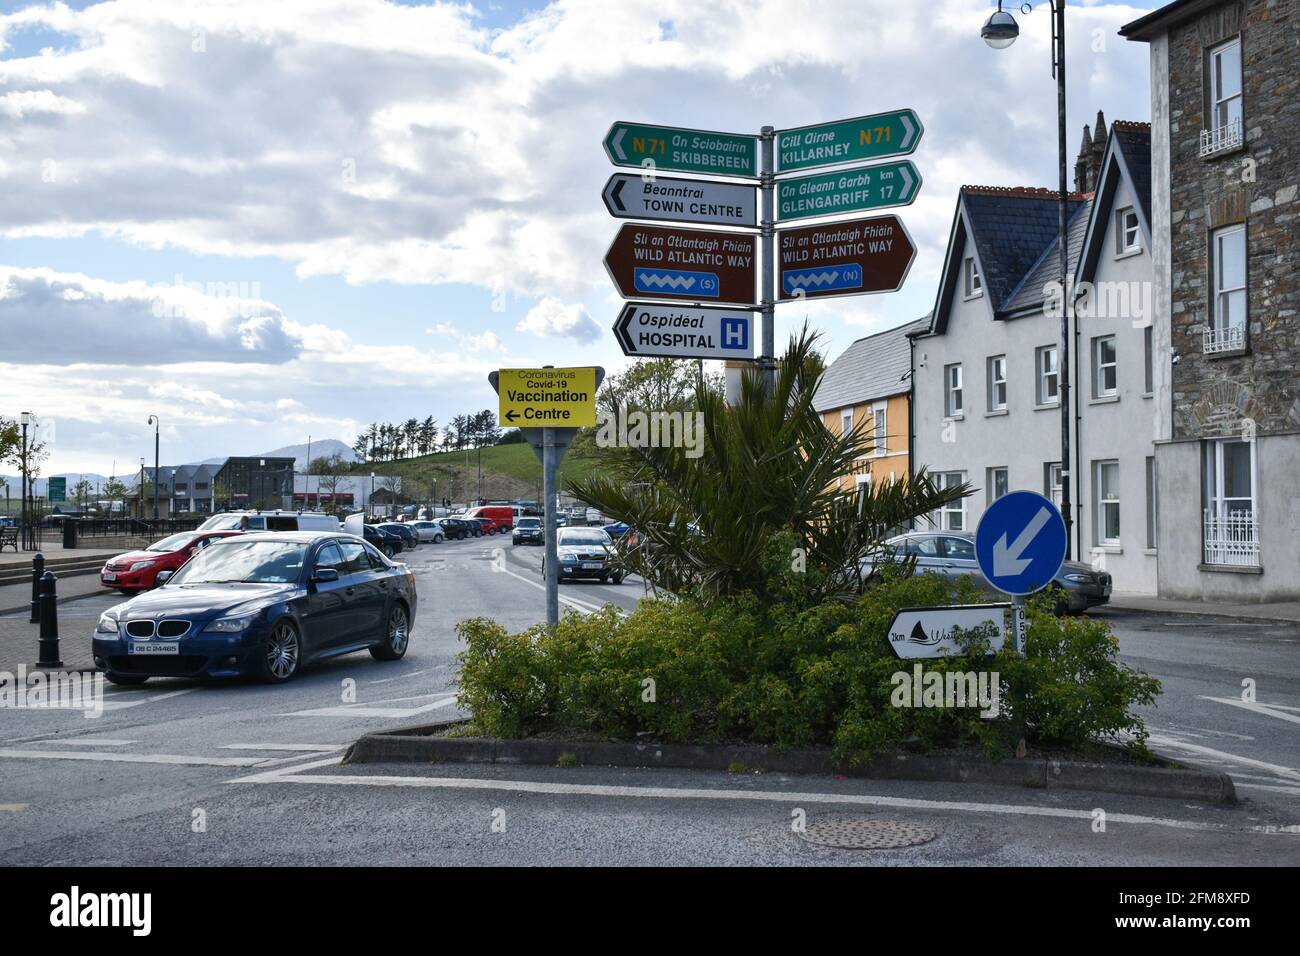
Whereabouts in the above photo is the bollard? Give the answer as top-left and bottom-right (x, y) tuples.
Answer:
(29, 552), (44, 624)
(37, 571), (62, 668)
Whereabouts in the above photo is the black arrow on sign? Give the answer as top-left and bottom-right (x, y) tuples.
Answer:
(613, 304), (637, 356)
(505, 409), (520, 422)
(609, 177), (626, 212)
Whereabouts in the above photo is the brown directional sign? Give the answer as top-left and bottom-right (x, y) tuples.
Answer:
(603, 224), (758, 306)
(776, 214), (916, 301)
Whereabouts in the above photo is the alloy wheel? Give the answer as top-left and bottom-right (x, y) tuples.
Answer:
(389, 606), (409, 655)
(266, 621), (300, 679)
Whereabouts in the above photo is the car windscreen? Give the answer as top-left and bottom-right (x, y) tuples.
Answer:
(147, 531), (198, 553)
(517, 518), (541, 528)
(558, 530), (610, 547)
(168, 540), (308, 585)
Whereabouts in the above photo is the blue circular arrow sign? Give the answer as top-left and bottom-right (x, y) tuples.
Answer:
(974, 490), (1068, 596)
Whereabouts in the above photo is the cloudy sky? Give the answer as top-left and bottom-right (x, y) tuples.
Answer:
(0, 0), (1160, 474)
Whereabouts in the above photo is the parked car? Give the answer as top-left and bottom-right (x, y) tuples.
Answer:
(360, 523), (403, 558)
(861, 531), (1112, 613)
(512, 516), (543, 545)
(585, 508), (604, 525)
(436, 518), (474, 540)
(198, 510), (339, 533)
(542, 527), (623, 584)
(409, 520), (445, 544)
(375, 522), (418, 551)
(464, 505), (514, 534)
(603, 522), (631, 540)
(554, 513), (569, 528)
(100, 530), (244, 594)
(91, 532), (417, 685)
(468, 517), (496, 536)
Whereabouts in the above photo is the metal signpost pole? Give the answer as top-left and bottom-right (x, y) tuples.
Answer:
(759, 125), (776, 395)
(543, 428), (559, 628)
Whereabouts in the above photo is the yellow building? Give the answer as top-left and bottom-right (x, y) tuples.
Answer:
(814, 317), (929, 493)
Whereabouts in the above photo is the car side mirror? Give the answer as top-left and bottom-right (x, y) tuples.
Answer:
(155, 570), (174, 586)
(313, 568), (340, 584)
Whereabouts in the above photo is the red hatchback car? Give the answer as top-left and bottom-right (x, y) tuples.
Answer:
(100, 530), (243, 593)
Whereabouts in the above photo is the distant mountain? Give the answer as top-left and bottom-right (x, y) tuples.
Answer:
(259, 439), (358, 471)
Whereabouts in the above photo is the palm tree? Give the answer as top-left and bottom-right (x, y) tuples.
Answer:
(568, 327), (971, 606)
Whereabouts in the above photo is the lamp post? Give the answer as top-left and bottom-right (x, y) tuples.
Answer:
(139, 457), (146, 520)
(981, 0), (1074, 558)
(147, 414), (160, 521)
(19, 412), (30, 550)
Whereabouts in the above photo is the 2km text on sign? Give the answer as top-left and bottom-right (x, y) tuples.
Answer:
(497, 368), (597, 428)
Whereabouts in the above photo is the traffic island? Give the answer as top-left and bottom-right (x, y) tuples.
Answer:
(343, 719), (1236, 806)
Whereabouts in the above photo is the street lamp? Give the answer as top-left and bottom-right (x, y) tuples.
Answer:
(139, 457), (146, 520)
(147, 414), (160, 521)
(19, 411), (30, 550)
(981, 0), (1075, 558)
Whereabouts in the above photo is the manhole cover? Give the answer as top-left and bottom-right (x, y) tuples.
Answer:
(798, 816), (936, 850)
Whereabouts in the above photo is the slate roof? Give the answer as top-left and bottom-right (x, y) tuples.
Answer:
(1002, 198), (1094, 314)
(1110, 121), (1152, 226)
(813, 316), (929, 413)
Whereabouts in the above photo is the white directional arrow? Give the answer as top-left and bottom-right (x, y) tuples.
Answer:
(610, 127), (628, 162)
(899, 114), (917, 151)
(899, 164), (914, 199)
(992, 506), (1051, 578)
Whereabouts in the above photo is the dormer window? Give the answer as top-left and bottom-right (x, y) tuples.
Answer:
(964, 257), (982, 298)
(1116, 206), (1141, 255)
(1201, 38), (1243, 157)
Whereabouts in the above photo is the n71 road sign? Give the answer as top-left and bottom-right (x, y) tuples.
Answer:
(777, 160), (921, 222)
(776, 109), (923, 172)
(603, 173), (756, 228)
(604, 122), (757, 178)
(614, 302), (755, 360)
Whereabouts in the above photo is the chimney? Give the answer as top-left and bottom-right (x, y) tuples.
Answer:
(1072, 110), (1108, 193)
(1074, 124), (1093, 193)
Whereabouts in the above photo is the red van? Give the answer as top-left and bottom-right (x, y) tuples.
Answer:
(464, 505), (514, 534)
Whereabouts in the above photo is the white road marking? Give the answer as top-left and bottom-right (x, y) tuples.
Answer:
(279, 694), (459, 719)
(220, 743), (347, 752)
(1146, 734), (1300, 782)
(1235, 782), (1300, 797)
(1201, 696), (1300, 726)
(0, 804), (28, 811)
(368, 669), (427, 685)
(41, 738), (137, 746)
(99, 688), (197, 711)
(0, 748), (266, 767)
(495, 560), (603, 615)
(228, 759), (1298, 836)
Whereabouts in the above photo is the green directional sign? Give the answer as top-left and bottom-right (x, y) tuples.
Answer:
(777, 160), (921, 222)
(776, 109), (923, 173)
(47, 476), (66, 503)
(604, 121), (757, 179)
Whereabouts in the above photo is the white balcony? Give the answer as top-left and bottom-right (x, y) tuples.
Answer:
(1200, 118), (1243, 158)
(1203, 322), (1245, 354)
(1203, 510), (1259, 567)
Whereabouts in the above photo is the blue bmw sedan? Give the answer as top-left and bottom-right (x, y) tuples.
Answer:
(91, 532), (418, 686)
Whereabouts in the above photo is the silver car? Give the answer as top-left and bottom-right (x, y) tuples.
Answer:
(543, 527), (624, 584)
(409, 520), (445, 544)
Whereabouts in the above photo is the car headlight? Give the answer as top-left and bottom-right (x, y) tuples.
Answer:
(129, 560), (157, 572)
(561, 553), (578, 563)
(1063, 573), (1090, 583)
(204, 615), (254, 633)
(95, 612), (119, 635)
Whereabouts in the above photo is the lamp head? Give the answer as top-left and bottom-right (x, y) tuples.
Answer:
(982, 7), (1020, 48)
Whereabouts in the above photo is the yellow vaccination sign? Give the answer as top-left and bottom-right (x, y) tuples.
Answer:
(496, 367), (598, 428)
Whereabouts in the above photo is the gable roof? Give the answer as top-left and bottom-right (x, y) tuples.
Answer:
(1074, 121), (1153, 287)
(813, 316), (929, 412)
(1119, 0), (1223, 41)
(1002, 198), (1094, 315)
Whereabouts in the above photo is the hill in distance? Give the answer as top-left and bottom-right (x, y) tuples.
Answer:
(259, 439), (358, 471)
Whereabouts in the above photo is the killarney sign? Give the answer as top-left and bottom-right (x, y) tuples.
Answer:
(603, 224), (757, 305)
(614, 302), (756, 360)
(776, 160), (921, 222)
(603, 122), (758, 178)
(776, 108), (923, 172)
(495, 367), (598, 428)
(776, 214), (916, 301)
(603, 173), (757, 228)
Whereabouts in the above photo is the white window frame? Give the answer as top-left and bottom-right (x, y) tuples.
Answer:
(945, 364), (963, 417)
(1092, 335), (1118, 398)
(1145, 456), (1158, 551)
(1045, 462), (1063, 510)
(1115, 206), (1141, 256)
(1094, 459), (1121, 547)
(987, 355), (1007, 412)
(936, 471), (966, 531)
(986, 466), (1009, 506)
(870, 401), (888, 456)
(1143, 325), (1154, 395)
(1203, 438), (1259, 567)
(1036, 345), (1059, 406)
(840, 408), (854, 437)
(1201, 38), (1243, 157)
(1206, 224), (1246, 353)
(964, 257), (982, 298)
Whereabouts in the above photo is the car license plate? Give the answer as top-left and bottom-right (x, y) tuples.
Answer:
(129, 643), (179, 656)
(582, 562), (603, 570)
(102, 572), (117, 582)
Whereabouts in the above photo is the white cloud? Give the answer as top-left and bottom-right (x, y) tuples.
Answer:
(516, 296), (601, 343)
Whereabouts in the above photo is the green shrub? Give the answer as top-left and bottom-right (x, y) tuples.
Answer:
(454, 572), (1161, 763)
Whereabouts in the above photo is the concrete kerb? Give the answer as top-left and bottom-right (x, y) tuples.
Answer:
(343, 720), (1236, 806)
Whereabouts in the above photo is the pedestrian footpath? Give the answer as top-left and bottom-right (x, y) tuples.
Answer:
(1105, 593), (1300, 624)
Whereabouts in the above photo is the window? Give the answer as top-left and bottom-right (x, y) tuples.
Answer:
(1092, 335), (1117, 397)
(964, 257), (982, 297)
(337, 540), (370, 576)
(904, 535), (940, 558)
(1116, 206), (1141, 255)
(1143, 325), (1154, 395)
(935, 472), (966, 531)
(942, 537), (976, 561)
(986, 467), (1009, 506)
(870, 402), (887, 455)
(1145, 456), (1158, 551)
(945, 364), (963, 417)
(987, 355), (1007, 411)
(1203, 438), (1259, 566)
(1201, 38), (1243, 156)
(840, 408), (854, 436)
(315, 543), (346, 574)
(1045, 462), (1063, 509)
(1036, 346), (1059, 405)
(1094, 460), (1120, 547)
(1207, 224), (1246, 353)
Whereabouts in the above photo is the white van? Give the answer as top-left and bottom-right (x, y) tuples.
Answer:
(197, 510), (340, 533)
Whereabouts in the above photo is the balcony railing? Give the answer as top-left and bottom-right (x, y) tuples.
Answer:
(1200, 118), (1243, 158)
(1204, 322), (1246, 354)
(1203, 509), (1260, 567)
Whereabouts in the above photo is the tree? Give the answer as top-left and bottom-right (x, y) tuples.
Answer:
(568, 327), (971, 606)
(102, 477), (126, 515)
(73, 478), (93, 510)
(309, 453), (350, 512)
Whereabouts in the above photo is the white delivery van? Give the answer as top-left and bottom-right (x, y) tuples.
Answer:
(197, 510), (340, 533)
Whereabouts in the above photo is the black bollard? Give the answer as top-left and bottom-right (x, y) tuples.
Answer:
(37, 571), (62, 668)
(29, 552), (44, 624)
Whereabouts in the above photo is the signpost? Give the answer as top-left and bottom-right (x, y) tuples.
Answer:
(603, 173), (757, 228)
(613, 302), (756, 360)
(975, 491), (1069, 654)
(776, 108), (923, 172)
(47, 477), (65, 504)
(603, 122), (757, 178)
(603, 224), (757, 305)
(491, 367), (604, 629)
(776, 214), (916, 301)
(776, 160), (921, 222)
(885, 604), (1010, 660)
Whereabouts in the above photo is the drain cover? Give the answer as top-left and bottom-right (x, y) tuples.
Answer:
(798, 816), (936, 850)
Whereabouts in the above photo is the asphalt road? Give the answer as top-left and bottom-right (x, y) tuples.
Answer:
(0, 534), (1296, 866)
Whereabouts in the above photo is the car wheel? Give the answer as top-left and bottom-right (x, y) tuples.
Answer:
(117, 588), (135, 595)
(370, 603), (410, 661)
(104, 672), (149, 686)
(599, 574), (608, 583)
(257, 619), (301, 684)
(612, 572), (624, 585)
(434, 534), (443, 543)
